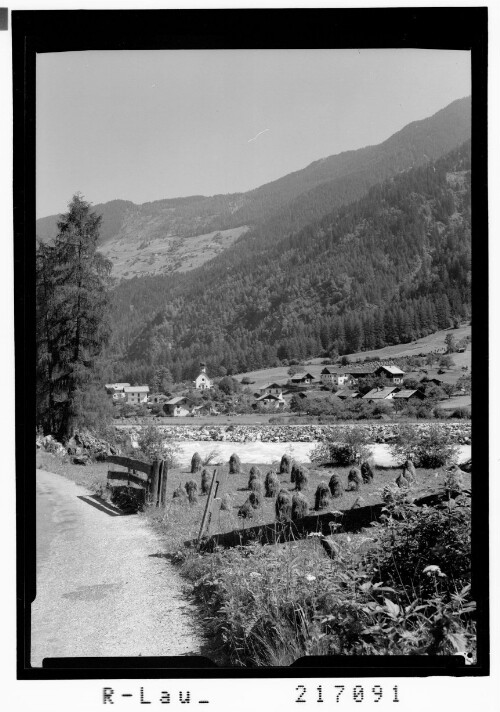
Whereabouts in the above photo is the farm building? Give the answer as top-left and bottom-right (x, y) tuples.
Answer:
(123, 385), (150, 404)
(163, 396), (197, 416)
(105, 382), (130, 393)
(373, 364), (405, 384)
(290, 372), (315, 385)
(362, 386), (398, 402)
(320, 367), (338, 385)
(193, 363), (213, 390)
(333, 388), (361, 400)
(254, 393), (286, 409)
(391, 389), (425, 402)
(149, 393), (168, 404)
(259, 382), (284, 396)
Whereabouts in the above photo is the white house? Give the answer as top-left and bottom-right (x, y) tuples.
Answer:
(123, 385), (150, 404)
(194, 363), (212, 390)
(163, 396), (196, 417)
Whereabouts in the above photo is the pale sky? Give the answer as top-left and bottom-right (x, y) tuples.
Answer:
(36, 48), (471, 218)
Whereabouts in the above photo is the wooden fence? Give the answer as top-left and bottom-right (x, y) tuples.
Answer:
(106, 455), (168, 507)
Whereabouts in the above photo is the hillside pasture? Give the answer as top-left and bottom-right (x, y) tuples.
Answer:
(237, 325), (471, 392)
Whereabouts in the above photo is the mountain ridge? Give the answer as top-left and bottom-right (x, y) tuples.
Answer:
(36, 96), (470, 281)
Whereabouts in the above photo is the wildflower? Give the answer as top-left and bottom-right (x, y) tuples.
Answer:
(305, 574), (316, 582)
(308, 532), (323, 538)
(249, 571), (262, 578)
(423, 565), (447, 577)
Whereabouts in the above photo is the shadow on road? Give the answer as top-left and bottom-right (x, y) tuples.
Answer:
(77, 495), (130, 517)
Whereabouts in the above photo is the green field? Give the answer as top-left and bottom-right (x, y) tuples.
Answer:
(237, 325), (471, 392)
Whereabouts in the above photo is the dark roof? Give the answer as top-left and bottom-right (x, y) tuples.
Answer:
(392, 390), (419, 399)
(363, 387), (397, 400)
(165, 396), (193, 405)
(291, 372), (314, 380)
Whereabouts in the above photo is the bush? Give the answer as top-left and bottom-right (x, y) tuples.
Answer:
(191, 452), (202, 474)
(220, 493), (232, 511)
(229, 453), (241, 474)
(389, 424), (459, 468)
(451, 407), (471, 420)
(137, 425), (181, 467)
(182, 487), (474, 665)
(311, 426), (372, 466)
(372, 489), (472, 601)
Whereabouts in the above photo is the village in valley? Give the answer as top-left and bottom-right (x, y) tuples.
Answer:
(105, 326), (471, 423)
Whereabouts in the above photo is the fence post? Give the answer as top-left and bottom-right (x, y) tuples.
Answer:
(159, 460), (168, 507)
(197, 469), (218, 545)
(150, 459), (160, 506)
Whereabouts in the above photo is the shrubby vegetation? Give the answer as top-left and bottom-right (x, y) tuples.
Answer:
(182, 480), (473, 665)
(389, 424), (459, 467)
(311, 426), (373, 466)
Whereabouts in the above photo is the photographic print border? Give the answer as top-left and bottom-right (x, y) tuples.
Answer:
(14, 6), (489, 680)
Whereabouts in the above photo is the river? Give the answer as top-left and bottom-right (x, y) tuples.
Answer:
(171, 441), (471, 468)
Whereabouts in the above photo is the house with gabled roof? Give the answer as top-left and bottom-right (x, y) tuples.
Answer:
(124, 385), (150, 404)
(374, 364), (405, 384)
(163, 396), (196, 417)
(290, 372), (315, 385)
(333, 387), (361, 400)
(259, 382), (284, 397)
(254, 392), (286, 410)
(362, 386), (398, 402)
(392, 389), (425, 401)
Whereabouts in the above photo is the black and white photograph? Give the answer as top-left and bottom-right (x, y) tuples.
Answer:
(8, 4), (492, 701)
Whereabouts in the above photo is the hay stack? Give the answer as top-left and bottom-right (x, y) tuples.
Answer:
(291, 492), (309, 521)
(229, 453), (241, 474)
(264, 470), (280, 497)
(328, 473), (343, 498)
(346, 467), (363, 492)
(280, 453), (292, 474)
(314, 482), (331, 511)
(275, 489), (292, 521)
(191, 452), (202, 474)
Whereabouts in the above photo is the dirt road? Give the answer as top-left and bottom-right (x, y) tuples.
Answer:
(32, 469), (205, 667)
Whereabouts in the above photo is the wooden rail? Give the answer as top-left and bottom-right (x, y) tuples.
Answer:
(107, 455), (152, 476)
(106, 455), (168, 508)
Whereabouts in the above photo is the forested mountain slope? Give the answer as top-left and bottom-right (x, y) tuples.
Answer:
(109, 140), (471, 385)
(36, 96), (470, 280)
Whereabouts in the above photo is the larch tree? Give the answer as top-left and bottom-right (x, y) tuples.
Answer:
(36, 194), (112, 441)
